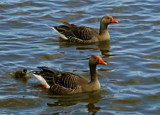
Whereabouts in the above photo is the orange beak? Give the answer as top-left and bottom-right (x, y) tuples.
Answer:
(98, 58), (107, 65)
(111, 18), (118, 23)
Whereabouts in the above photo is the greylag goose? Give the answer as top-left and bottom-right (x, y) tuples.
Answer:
(52, 15), (118, 44)
(30, 55), (107, 95)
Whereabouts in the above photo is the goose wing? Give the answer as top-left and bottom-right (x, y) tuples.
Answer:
(32, 66), (88, 94)
(53, 22), (99, 42)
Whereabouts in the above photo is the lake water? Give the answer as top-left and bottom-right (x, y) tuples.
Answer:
(0, 0), (160, 114)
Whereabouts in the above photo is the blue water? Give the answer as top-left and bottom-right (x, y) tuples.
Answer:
(0, 0), (160, 114)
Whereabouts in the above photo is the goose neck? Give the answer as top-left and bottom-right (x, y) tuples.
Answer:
(89, 64), (97, 82)
(99, 23), (108, 34)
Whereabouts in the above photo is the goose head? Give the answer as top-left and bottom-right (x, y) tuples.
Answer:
(101, 15), (118, 25)
(89, 55), (107, 66)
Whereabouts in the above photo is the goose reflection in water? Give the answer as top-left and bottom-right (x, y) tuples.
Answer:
(46, 90), (107, 114)
(98, 41), (111, 56)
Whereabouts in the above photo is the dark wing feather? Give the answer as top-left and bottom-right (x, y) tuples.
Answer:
(37, 67), (84, 89)
(73, 26), (99, 40)
(54, 22), (99, 41)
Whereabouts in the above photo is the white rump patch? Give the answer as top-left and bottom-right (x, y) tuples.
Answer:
(52, 27), (68, 40)
(32, 73), (50, 88)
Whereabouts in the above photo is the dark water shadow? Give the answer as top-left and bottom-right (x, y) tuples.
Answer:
(98, 41), (115, 57)
(46, 90), (108, 114)
(57, 40), (98, 49)
(50, 38), (114, 57)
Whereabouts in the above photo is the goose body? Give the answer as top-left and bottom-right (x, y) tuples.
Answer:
(30, 55), (107, 95)
(52, 15), (118, 44)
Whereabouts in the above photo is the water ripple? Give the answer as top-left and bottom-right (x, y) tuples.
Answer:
(0, 0), (160, 114)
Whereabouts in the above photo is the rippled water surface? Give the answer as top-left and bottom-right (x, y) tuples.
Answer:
(0, 0), (160, 114)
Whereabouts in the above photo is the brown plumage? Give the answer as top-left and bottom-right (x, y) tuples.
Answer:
(52, 15), (118, 44)
(30, 55), (107, 95)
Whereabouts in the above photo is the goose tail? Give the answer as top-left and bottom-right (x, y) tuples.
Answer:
(30, 70), (50, 88)
(52, 27), (68, 40)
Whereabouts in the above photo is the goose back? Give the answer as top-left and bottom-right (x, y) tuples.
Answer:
(37, 67), (89, 94)
(53, 22), (99, 43)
